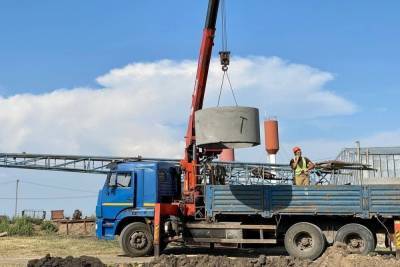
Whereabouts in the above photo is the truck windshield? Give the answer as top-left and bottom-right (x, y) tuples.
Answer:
(108, 173), (131, 187)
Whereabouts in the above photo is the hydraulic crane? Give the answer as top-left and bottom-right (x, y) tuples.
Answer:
(181, 0), (221, 217)
(1, 2), (397, 260)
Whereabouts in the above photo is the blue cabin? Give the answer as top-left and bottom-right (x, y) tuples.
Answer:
(95, 161), (180, 239)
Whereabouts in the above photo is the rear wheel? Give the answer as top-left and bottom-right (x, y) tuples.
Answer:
(284, 222), (326, 260)
(120, 222), (153, 257)
(335, 223), (375, 255)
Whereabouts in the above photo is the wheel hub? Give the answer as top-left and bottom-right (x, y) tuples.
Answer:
(349, 238), (361, 248)
(345, 234), (365, 252)
(301, 237), (311, 247)
(295, 233), (313, 250)
(130, 231), (147, 249)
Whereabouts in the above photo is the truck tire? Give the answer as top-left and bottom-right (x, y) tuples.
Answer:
(284, 222), (326, 260)
(335, 223), (375, 255)
(120, 222), (154, 257)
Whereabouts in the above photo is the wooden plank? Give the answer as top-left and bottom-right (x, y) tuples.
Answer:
(184, 223), (276, 230)
(185, 238), (276, 244)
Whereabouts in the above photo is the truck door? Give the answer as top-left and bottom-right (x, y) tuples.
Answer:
(101, 172), (135, 219)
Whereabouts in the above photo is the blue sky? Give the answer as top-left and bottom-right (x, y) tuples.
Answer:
(0, 1), (399, 216)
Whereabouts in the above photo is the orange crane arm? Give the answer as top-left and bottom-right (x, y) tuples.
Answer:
(181, 0), (220, 215)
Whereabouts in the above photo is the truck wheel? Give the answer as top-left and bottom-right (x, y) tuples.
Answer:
(120, 222), (153, 257)
(335, 223), (375, 255)
(284, 222), (326, 260)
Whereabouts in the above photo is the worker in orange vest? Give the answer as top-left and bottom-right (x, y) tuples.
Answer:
(290, 147), (315, 185)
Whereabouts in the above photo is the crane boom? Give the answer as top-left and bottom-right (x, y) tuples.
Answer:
(184, 0), (219, 152)
(181, 0), (220, 216)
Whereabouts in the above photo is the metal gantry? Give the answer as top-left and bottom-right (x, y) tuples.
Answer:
(0, 153), (180, 174)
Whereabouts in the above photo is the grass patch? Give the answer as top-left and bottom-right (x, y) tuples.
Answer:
(0, 219), (9, 233)
(22, 216), (44, 226)
(0, 217), (34, 236)
(9, 217), (34, 236)
(0, 217), (59, 236)
(40, 220), (58, 234)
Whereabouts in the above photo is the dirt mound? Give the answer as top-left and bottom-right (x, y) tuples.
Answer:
(27, 254), (105, 267)
(311, 242), (400, 267)
(311, 242), (350, 267)
(342, 253), (400, 267)
(146, 254), (311, 267)
(145, 243), (400, 267)
(251, 255), (311, 267)
(148, 254), (249, 267)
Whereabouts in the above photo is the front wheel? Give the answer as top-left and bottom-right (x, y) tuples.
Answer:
(120, 222), (154, 257)
(335, 223), (375, 255)
(284, 222), (326, 260)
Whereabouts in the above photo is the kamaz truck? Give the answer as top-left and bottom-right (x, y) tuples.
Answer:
(0, 0), (399, 261)
(94, 160), (400, 260)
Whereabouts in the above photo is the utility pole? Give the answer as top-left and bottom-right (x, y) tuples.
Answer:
(14, 179), (19, 218)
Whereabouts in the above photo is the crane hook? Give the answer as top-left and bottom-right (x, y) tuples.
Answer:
(219, 51), (230, 71)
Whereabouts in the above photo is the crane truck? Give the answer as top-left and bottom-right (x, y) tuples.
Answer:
(1, 0), (400, 260)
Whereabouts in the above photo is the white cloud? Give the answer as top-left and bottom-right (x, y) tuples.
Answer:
(0, 56), (356, 158)
(208, 57), (357, 118)
(271, 129), (400, 164)
(360, 129), (400, 147)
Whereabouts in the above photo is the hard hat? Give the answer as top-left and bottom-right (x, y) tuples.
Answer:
(292, 146), (301, 153)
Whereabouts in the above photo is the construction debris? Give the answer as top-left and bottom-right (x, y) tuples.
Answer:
(27, 254), (105, 267)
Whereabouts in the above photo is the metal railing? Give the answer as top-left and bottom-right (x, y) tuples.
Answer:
(199, 161), (294, 185)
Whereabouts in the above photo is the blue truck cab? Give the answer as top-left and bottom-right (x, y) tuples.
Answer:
(95, 161), (180, 240)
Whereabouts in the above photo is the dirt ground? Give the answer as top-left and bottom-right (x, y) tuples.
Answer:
(1, 236), (400, 267)
(146, 243), (400, 267)
(0, 235), (138, 266)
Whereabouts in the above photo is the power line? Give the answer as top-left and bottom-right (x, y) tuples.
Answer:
(20, 181), (97, 193)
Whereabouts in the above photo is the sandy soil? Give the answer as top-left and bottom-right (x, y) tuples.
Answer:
(0, 235), (137, 266)
(1, 236), (400, 267)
